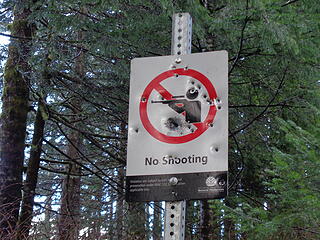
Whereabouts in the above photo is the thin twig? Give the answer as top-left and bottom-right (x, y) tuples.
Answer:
(229, 66), (288, 137)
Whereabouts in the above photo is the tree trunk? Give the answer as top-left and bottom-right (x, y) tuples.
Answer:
(224, 199), (236, 239)
(107, 188), (114, 239)
(115, 121), (126, 239)
(58, 132), (82, 240)
(199, 200), (211, 240)
(58, 17), (85, 239)
(152, 202), (162, 240)
(0, 0), (34, 237)
(127, 202), (147, 239)
(145, 203), (151, 240)
(17, 99), (46, 239)
(116, 167), (124, 239)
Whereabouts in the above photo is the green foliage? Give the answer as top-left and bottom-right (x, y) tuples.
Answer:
(1, 0), (319, 238)
(232, 116), (320, 239)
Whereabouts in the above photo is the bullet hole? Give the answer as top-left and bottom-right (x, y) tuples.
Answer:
(165, 117), (182, 130)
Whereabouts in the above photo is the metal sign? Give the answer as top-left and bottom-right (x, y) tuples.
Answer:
(126, 51), (228, 202)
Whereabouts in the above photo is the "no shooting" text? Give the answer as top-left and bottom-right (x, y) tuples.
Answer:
(145, 155), (208, 166)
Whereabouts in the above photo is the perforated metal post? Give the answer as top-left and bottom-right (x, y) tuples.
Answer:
(164, 200), (186, 240)
(171, 13), (192, 56)
(164, 13), (192, 240)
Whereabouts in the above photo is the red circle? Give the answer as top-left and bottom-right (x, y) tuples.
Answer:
(140, 68), (217, 144)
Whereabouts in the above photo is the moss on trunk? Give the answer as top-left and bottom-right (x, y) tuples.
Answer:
(0, 0), (34, 237)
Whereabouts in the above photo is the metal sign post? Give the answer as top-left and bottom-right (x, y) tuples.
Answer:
(164, 13), (192, 240)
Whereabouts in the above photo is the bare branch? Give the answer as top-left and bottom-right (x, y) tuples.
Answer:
(281, 0), (299, 7)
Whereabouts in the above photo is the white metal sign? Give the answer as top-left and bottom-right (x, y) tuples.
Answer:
(126, 51), (228, 201)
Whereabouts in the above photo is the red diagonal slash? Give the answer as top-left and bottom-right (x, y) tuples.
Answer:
(154, 84), (173, 100)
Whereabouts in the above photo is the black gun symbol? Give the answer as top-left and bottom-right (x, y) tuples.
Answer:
(151, 95), (201, 123)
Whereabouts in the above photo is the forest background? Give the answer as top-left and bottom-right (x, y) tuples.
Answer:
(0, 0), (319, 239)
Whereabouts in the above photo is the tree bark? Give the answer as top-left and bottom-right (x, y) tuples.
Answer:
(224, 199), (236, 239)
(152, 202), (162, 240)
(17, 99), (46, 239)
(127, 202), (147, 239)
(58, 17), (85, 239)
(58, 131), (82, 240)
(0, 0), (34, 237)
(115, 121), (126, 239)
(116, 167), (124, 239)
(199, 200), (211, 240)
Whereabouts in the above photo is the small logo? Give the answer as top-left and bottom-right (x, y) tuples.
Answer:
(205, 176), (217, 187)
(218, 178), (226, 186)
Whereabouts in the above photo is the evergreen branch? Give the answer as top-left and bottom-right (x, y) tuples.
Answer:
(67, 7), (100, 22)
(49, 112), (125, 140)
(0, 32), (32, 40)
(228, 130), (245, 190)
(51, 70), (129, 104)
(230, 66), (288, 137)
(56, 122), (126, 171)
(39, 165), (85, 176)
(33, 202), (70, 217)
(39, 164), (112, 177)
(0, 7), (12, 15)
(230, 103), (305, 108)
(43, 139), (122, 194)
(229, 0), (250, 75)
(40, 158), (69, 165)
(236, 190), (271, 211)
(293, 227), (320, 235)
(81, 131), (126, 165)
(51, 76), (126, 123)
